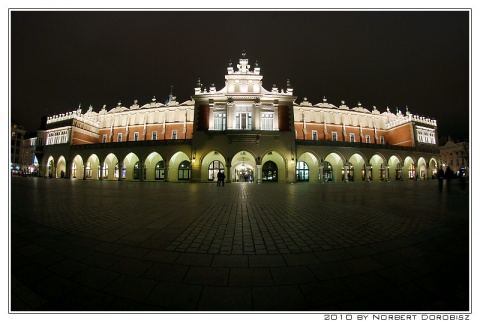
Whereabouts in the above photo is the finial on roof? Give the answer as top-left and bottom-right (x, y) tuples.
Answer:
(255, 60), (259, 67)
(358, 101), (362, 106)
(152, 96), (156, 102)
(323, 96), (327, 102)
(341, 100), (345, 105)
(242, 50), (246, 58)
(287, 79), (291, 88)
(117, 101), (121, 106)
(196, 78), (202, 87)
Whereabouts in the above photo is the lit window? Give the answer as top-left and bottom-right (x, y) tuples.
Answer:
(332, 132), (337, 141)
(366, 135), (371, 143)
(134, 132), (139, 141)
(312, 130), (318, 140)
(350, 133), (355, 142)
(117, 133), (122, 142)
(152, 131), (157, 140)
(102, 134), (107, 143)
(172, 130), (177, 139)
(380, 136), (385, 144)
(235, 112), (252, 130)
(261, 113), (274, 130)
(214, 112), (226, 131)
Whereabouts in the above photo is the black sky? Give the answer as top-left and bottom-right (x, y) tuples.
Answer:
(10, 10), (470, 140)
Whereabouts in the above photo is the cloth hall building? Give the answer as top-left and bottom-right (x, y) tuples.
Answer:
(40, 53), (440, 184)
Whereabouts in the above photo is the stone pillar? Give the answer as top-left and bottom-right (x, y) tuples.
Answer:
(319, 164), (324, 183)
(256, 164), (262, 184)
(366, 165), (372, 182)
(344, 164), (349, 182)
(226, 158), (232, 183)
(83, 164), (87, 180)
(164, 158), (169, 182)
(99, 163), (103, 181)
(139, 159), (144, 182)
(65, 160), (71, 179)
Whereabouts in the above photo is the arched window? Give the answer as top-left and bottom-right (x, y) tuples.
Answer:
(380, 164), (386, 181)
(133, 161), (146, 180)
(409, 163), (415, 179)
(155, 160), (165, 180)
(296, 161), (309, 182)
(323, 161), (333, 181)
(208, 160), (225, 181)
(114, 163), (119, 179)
(343, 162), (354, 181)
(72, 163), (76, 178)
(103, 162), (109, 179)
(85, 162), (92, 178)
(178, 160), (191, 180)
(396, 163), (402, 180)
(262, 161), (278, 182)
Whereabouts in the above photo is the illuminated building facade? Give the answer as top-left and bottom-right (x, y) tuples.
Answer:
(40, 53), (440, 183)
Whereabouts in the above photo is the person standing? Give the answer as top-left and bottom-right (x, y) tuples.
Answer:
(438, 168), (445, 190)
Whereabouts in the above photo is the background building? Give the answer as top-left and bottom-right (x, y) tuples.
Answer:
(439, 139), (469, 177)
(39, 53), (441, 183)
(11, 121), (26, 175)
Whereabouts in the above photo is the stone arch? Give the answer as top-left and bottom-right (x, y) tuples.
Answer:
(101, 153), (119, 180)
(201, 150), (227, 182)
(170, 151), (191, 182)
(260, 150), (286, 183)
(231, 150), (256, 183)
(404, 156), (416, 180)
(85, 154), (101, 179)
(144, 152), (166, 181)
(388, 155), (403, 181)
(429, 157), (439, 179)
(348, 153), (368, 182)
(417, 157), (428, 180)
(71, 154), (84, 179)
(296, 151), (319, 182)
(369, 153), (388, 181)
(120, 152), (140, 180)
(323, 152), (344, 182)
(56, 156), (67, 178)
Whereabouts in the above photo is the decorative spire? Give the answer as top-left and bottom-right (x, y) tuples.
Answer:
(287, 79), (291, 88)
(255, 60), (259, 67)
(241, 50), (246, 58)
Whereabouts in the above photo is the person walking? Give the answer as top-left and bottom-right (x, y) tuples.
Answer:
(438, 168), (445, 190)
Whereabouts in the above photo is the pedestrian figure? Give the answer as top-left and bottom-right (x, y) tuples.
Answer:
(219, 171), (225, 186)
(216, 171), (222, 186)
(438, 168), (444, 190)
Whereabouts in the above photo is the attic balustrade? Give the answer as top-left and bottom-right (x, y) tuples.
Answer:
(46, 111), (100, 127)
(386, 114), (437, 129)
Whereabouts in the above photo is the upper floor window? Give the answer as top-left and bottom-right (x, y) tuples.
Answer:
(332, 132), (337, 142)
(261, 112), (273, 130)
(172, 130), (177, 139)
(350, 133), (355, 142)
(117, 133), (122, 142)
(380, 136), (385, 144)
(134, 132), (139, 141)
(312, 130), (318, 141)
(214, 112), (226, 131)
(102, 134), (107, 143)
(235, 112), (252, 130)
(152, 131), (157, 140)
(366, 135), (371, 144)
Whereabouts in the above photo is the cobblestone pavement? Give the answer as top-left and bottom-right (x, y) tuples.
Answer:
(10, 177), (470, 312)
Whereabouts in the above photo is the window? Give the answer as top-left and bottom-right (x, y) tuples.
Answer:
(103, 163), (108, 179)
(350, 133), (355, 142)
(152, 131), (157, 140)
(85, 162), (92, 178)
(208, 160), (225, 181)
(380, 136), (385, 144)
(102, 134), (107, 143)
(155, 161), (165, 180)
(134, 132), (139, 141)
(172, 130), (177, 139)
(312, 130), (318, 140)
(235, 112), (252, 130)
(261, 112), (274, 130)
(332, 132), (337, 141)
(214, 112), (226, 131)
(262, 161), (278, 182)
(178, 160), (191, 180)
(117, 133), (122, 142)
(296, 161), (309, 181)
(366, 135), (371, 144)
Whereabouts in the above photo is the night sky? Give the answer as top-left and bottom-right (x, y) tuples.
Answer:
(10, 10), (470, 141)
